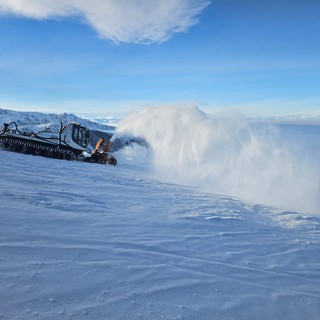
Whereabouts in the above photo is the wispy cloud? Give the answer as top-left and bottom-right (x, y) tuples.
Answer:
(0, 0), (210, 43)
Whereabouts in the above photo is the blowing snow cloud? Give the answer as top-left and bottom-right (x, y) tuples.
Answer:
(0, 0), (210, 43)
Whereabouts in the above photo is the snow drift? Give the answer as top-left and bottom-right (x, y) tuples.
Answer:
(116, 106), (320, 214)
(1, 149), (319, 320)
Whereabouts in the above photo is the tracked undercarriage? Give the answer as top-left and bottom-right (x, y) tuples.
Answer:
(0, 121), (117, 165)
(0, 136), (79, 160)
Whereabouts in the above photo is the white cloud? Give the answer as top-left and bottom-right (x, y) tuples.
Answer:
(0, 0), (210, 43)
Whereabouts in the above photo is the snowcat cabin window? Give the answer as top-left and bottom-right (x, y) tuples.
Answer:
(72, 125), (89, 148)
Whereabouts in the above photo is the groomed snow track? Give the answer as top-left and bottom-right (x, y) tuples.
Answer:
(0, 136), (79, 160)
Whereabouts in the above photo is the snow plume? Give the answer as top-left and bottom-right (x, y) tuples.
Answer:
(116, 106), (320, 214)
(0, 0), (210, 43)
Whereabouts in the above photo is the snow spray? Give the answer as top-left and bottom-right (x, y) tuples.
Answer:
(116, 106), (320, 214)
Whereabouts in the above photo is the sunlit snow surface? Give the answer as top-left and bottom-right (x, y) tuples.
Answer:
(1, 147), (320, 319)
(1, 107), (320, 319)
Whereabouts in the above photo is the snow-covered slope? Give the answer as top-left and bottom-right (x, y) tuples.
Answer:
(0, 147), (320, 320)
(1, 106), (320, 319)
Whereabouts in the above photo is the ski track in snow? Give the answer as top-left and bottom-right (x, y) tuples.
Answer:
(0, 150), (320, 320)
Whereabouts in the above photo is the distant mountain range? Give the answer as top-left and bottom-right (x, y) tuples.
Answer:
(87, 115), (121, 126)
(252, 113), (320, 125)
(0, 108), (116, 133)
(1, 108), (320, 133)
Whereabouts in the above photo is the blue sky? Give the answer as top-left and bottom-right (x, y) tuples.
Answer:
(0, 0), (319, 117)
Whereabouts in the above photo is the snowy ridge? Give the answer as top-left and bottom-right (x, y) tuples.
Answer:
(0, 108), (115, 133)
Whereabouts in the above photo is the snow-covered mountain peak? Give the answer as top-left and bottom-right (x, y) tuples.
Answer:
(0, 108), (115, 133)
